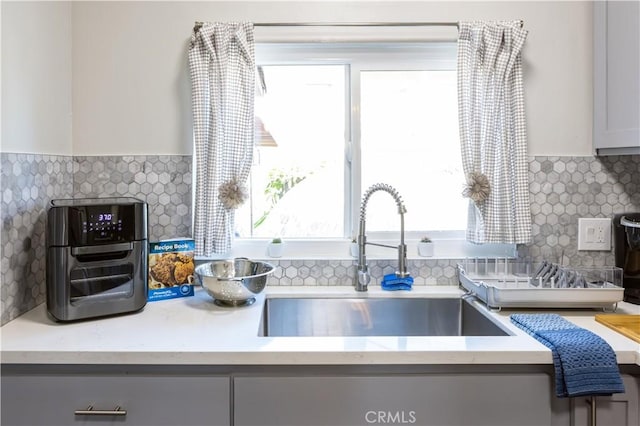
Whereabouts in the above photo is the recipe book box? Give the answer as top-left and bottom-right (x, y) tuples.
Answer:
(148, 239), (195, 301)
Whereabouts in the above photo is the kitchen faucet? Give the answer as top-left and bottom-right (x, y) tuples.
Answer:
(355, 183), (408, 292)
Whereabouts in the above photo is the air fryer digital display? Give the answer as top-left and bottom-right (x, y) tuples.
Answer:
(87, 210), (121, 239)
(69, 204), (137, 246)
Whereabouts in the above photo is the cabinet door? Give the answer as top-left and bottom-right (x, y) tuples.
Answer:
(571, 375), (640, 426)
(593, 0), (640, 155)
(234, 374), (552, 426)
(1, 374), (230, 426)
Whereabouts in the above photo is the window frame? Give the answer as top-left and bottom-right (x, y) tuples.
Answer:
(202, 42), (516, 260)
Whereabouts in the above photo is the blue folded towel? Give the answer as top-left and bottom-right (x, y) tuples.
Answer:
(381, 273), (413, 291)
(510, 313), (625, 398)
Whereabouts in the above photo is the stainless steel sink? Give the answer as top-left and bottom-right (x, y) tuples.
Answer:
(259, 297), (512, 337)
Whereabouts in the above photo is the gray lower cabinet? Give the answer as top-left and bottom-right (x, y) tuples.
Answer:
(570, 375), (640, 426)
(233, 373), (553, 426)
(1, 373), (230, 426)
(3, 368), (635, 426)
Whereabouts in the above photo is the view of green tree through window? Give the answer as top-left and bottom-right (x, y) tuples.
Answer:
(235, 65), (346, 238)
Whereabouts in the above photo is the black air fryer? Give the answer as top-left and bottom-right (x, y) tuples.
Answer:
(613, 212), (640, 305)
(46, 197), (148, 321)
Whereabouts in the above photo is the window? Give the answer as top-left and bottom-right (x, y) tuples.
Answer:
(359, 69), (464, 233)
(235, 64), (347, 239)
(231, 42), (515, 258)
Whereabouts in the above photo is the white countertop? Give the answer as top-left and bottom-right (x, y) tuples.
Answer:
(1, 286), (639, 366)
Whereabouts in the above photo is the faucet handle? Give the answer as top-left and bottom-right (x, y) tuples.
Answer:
(356, 269), (371, 291)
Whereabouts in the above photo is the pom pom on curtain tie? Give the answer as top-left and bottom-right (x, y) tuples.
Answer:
(218, 178), (248, 210)
(463, 172), (491, 204)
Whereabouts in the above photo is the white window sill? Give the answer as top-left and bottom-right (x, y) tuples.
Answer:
(197, 239), (517, 261)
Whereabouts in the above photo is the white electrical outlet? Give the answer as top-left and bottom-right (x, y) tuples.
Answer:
(578, 218), (612, 251)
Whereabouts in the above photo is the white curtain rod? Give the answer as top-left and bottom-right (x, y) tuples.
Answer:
(194, 20), (524, 31)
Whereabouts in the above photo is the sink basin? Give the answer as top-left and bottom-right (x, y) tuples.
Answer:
(259, 297), (512, 337)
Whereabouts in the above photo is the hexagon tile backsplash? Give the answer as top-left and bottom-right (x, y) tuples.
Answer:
(1, 153), (639, 324)
(73, 156), (192, 239)
(520, 155), (640, 267)
(1, 154), (74, 324)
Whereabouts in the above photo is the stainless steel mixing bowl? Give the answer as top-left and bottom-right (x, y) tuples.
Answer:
(195, 258), (275, 307)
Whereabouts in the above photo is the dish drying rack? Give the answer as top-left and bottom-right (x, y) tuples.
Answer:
(458, 258), (624, 311)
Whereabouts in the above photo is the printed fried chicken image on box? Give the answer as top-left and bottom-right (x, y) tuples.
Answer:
(149, 252), (195, 289)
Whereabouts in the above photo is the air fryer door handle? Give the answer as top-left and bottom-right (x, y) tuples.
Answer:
(71, 242), (134, 256)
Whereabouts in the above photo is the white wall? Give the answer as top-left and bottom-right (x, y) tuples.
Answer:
(4, 1), (594, 157)
(1, 1), (72, 155)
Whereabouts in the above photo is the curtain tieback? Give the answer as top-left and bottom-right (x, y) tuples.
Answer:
(462, 171), (491, 203)
(218, 178), (249, 210)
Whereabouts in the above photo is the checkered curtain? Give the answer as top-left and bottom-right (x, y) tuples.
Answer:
(189, 23), (255, 255)
(457, 21), (532, 244)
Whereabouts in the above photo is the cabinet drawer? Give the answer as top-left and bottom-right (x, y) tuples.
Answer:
(1, 374), (230, 426)
(234, 373), (552, 426)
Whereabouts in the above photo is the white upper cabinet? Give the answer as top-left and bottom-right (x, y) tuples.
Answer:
(593, 0), (640, 155)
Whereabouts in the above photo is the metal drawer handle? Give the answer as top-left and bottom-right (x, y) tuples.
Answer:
(74, 405), (127, 416)
(585, 396), (597, 426)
